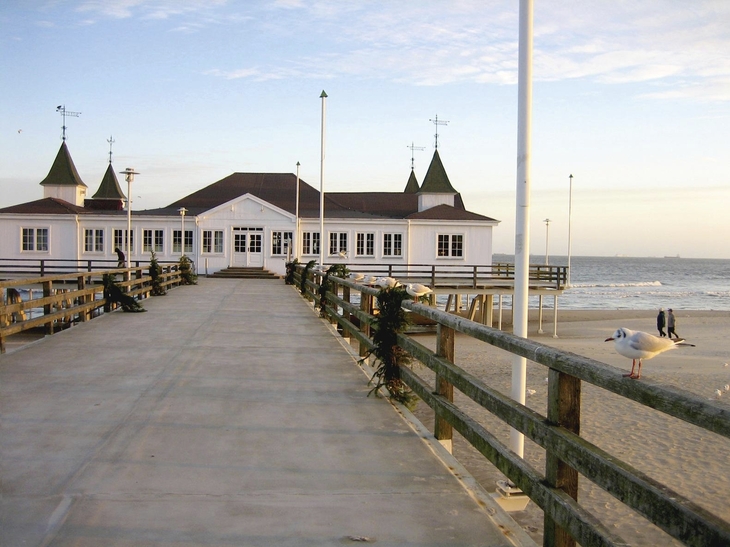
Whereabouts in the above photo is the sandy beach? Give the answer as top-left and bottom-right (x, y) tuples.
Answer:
(409, 309), (730, 546)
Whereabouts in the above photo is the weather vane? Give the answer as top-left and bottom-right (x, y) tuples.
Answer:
(407, 142), (425, 170)
(56, 104), (81, 141)
(429, 114), (449, 149)
(107, 135), (115, 164)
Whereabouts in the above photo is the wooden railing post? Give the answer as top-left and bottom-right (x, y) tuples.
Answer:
(435, 324), (455, 453)
(42, 279), (53, 334)
(359, 291), (372, 358)
(77, 274), (88, 322)
(341, 284), (351, 339)
(544, 368), (581, 547)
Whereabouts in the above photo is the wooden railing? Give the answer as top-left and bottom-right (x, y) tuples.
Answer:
(295, 268), (730, 547)
(0, 266), (183, 353)
(0, 258), (181, 277)
(332, 262), (567, 290)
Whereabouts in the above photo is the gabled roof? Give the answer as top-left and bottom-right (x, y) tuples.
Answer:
(142, 172), (331, 218)
(404, 170), (420, 193)
(0, 197), (87, 215)
(39, 142), (87, 188)
(406, 203), (497, 221)
(92, 163), (126, 200)
(134, 171), (491, 222)
(419, 149), (456, 194)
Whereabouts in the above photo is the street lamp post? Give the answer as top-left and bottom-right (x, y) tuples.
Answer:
(544, 218), (551, 265)
(567, 174), (574, 288)
(178, 207), (187, 256)
(119, 168), (139, 269)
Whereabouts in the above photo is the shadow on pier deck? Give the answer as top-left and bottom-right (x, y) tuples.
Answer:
(0, 278), (531, 547)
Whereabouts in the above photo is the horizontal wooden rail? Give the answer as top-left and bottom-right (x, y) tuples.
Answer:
(1, 266), (183, 353)
(294, 266), (730, 547)
(324, 262), (568, 290)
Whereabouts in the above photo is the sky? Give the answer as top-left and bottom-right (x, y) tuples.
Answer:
(1, 1), (729, 259)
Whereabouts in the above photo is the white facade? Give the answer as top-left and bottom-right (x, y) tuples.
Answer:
(0, 146), (499, 276)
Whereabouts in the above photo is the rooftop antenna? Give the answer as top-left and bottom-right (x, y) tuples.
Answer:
(429, 114), (449, 149)
(407, 142), (425, 170)
(56, 104), (81, 141)
(107, 135), (115, 164)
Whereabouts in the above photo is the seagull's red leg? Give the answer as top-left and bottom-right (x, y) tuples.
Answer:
(623, 359), (637, 377)
(634, 359), (642, 379)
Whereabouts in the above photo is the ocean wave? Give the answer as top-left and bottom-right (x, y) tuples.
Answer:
(571, 281), (662, 288)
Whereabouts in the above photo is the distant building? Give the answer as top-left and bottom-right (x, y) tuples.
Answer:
(0, 143), (499, 276)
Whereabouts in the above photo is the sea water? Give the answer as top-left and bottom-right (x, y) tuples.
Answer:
(494, 254), (730, 311)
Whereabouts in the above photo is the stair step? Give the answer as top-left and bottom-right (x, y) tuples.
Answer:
(207, 267), (280, 280)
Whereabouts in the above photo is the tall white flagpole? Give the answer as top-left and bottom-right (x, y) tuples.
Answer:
(511, 0), (533, 458)
(295, 161), (301, 261)
(319, 90), (327, 266)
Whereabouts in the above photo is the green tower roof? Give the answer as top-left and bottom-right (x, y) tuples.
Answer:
(39, 142), (87, 188)
(92, 163), (126, 200)
(419, 149), (456, 193)
(403, 170), (420, 193)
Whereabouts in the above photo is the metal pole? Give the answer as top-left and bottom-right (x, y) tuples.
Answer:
(126, 177), (132, 269)
(567, 174), (573, 287)
(511, 0), (533, 458)
(178, 207), (187, 256)
(544, 218), (551, 265)
(119, 168), (138, 270)
(295, 161), (301, 261)
(319, 91), (327, 266)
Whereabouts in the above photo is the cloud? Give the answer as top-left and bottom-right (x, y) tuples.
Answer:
(75, 0), (228, 21)
(192, 0), (730, 101)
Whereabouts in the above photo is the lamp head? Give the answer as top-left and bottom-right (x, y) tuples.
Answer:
(120, 167), (139, 183)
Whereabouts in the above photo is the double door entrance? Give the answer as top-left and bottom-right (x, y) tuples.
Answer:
(232, 227), (263, 267)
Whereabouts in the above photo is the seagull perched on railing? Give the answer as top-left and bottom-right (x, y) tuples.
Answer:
(376, 276), (400, 288)
(605, 327), (695, 379)
(406, 283), (433, 302)
(348, 272), (364, 282)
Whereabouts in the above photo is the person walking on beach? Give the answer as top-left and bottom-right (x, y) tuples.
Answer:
(667, 308), (679, 339)
(657, 308), (666, 337)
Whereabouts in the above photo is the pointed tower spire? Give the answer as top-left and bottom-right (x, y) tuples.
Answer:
(404, 169), (420, 193)
(416, 149), (457, 212)
(419, 149), (456, 193)
(39, 142), (88, 205)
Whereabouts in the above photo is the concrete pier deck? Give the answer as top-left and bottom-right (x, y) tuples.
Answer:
(1, 278), (529, 547)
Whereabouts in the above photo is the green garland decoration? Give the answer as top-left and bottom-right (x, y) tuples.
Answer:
(285, 258), (299, 285)
(300, 260), (316, 296)
(317, 264), (349, 317)
(149, 251), (167, 296)
(361, 285), (417, 408)
(178, 255), (198, 285)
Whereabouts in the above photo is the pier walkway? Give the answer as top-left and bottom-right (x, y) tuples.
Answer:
(1, 278), (527, 547)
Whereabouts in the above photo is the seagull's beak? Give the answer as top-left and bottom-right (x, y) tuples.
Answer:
(605, 337), (614, 342)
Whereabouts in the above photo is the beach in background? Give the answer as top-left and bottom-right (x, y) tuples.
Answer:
(410, 308), (730, 546)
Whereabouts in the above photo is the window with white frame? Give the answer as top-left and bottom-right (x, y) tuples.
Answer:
(329, 232), (348, 256)
(271, 231), (293, 256)
(437, 234), (463, 257)
(356, 232), (375, 257)
(143, 229), (164, 253)
(382, 233), (403, 257)
(173, 230), (193, 253)
(113, 229), (134, 253)
(84, 229), (104, 253)
(302, 231), (320, 255)
(21, 227), (49, 252)
(202, 230), (224, 253)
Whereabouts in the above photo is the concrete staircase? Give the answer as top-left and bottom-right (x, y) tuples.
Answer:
(207, 267), (280, 280)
